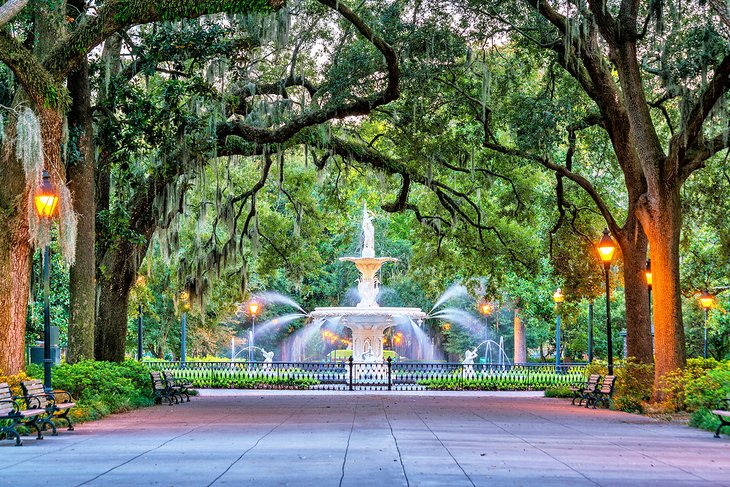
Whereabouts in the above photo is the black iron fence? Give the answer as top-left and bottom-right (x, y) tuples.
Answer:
(147, 359), (587, 391)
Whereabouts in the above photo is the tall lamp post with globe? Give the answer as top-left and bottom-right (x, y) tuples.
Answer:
(699, 291), (714, 359)
(248, 301), (260, 363)
(35, 170), (59, 392)
(553, 288), (564, 371)
(597, 229), (617, 375)
(479, 302), (492, 365)
(180, 291), (190, 364)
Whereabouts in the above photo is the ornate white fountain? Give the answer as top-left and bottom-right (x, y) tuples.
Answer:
(310, 204), (427, 362)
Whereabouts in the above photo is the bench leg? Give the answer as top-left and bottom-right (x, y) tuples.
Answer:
(715, 419), (729, 438)
(27, 417), (44, 440)
(56, 411), (74, 431)
(1, 423), (23, 446)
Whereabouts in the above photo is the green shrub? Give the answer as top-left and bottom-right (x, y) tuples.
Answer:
(26, 360), (154, 423)
(613, 359), (654, 413)
(544, 385), (573, 398)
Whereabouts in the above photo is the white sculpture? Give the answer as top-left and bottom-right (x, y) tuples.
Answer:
(357, 277), (379, 308)
(462, 348), (478, 365)
(462, 348), (478, 378)
(262, 349), (274, 369)
(361, 343), (377, 362)
(362, 203), (375, 258)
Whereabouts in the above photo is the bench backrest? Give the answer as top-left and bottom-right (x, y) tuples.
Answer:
(150, 372), (167, 391)
(586, 374), (600, 385)
(0, 383), (14, 416)
(21, 379), (49, 408)
(598, 375), (616, 394)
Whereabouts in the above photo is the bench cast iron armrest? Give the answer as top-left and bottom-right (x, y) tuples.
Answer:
(0, 398), (21, 416)
(23, 392), (56, 409)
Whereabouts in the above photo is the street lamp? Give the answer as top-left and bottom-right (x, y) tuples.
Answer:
(34, 170), (59, 392)
(248, 301), (260, 363)
(597, 228), (616, 375)
(180, 291), (190, 364)
(479, 301), (492, 365)
(553, 288), (564, 371)
(645, 258), (654, 352)
(699, 290), (714, 359)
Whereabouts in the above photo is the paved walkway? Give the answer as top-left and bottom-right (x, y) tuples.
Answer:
(1, 390), (729, 487)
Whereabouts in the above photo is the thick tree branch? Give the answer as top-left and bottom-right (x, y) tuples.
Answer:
(43, 0), (284, 80)
(674, 54), (730, 176)
(217, 0), (399, 145)
(0, 0), (27, 26)
(0, 31), (61, 108)
(483, 139), (620, 236)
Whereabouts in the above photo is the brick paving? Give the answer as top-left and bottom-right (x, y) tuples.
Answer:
(1, 390), (728, 487)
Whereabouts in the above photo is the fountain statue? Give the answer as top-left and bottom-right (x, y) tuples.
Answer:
(310, 204), (427, 363)
(462, 348), (478, 378)
(362, 203), (375, 258)
(462, 348), (478, 365)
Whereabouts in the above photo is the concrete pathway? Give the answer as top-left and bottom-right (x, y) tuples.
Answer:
(1, 390), (729, 487)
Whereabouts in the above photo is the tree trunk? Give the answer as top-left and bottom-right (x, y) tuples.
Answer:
(66, 57), (96, 363)
(95, 249), (136, 362)
(0, 98), (30, 374)
(616, 216), (654, 364)
(640, 186), (686, 396)
(0, 217), (31, 374)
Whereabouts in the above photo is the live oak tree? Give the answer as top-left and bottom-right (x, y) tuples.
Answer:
(90, 0), (399, 361)
(0, 0), (285, 374)
(458, 0), (730, 392)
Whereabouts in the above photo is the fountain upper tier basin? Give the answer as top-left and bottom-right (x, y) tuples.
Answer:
(310, 306), (427, 327)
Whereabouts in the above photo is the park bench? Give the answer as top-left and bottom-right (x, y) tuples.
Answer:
(162, 371), (193, 402)
(570, 374), (601, 406)
(150, 371), (178, 405)
(587, 375), (616, 409)
(20, 379), (76, 435)
(712, 398), (730, 438)
(0, 382), (44, 446)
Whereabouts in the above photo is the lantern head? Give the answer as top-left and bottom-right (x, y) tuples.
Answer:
(553, 288), (564, 303)
(699, 291), (714, 310)
(34, 170), (59, 218)
(597, 228), (616, 267)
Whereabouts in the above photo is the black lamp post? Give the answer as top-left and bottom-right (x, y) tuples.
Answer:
(597, 228), (616, 375)
(180, 291), (190, 364)
(479, 302), (492, 365)
(645, 259), (653, 352)
(34, 170), (59, 392)
(553, 288), (564, 371)
(137, 304), (143, 361)
(699, 290), (714, 359)
(248, 301), (260, 363)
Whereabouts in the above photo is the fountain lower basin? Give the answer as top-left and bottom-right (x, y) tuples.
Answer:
(311, 307), (427, 362)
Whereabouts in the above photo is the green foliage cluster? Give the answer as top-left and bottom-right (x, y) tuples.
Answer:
(544, 385), (573, 398)
(418, 367), (584, 391)
(26, 361), (154, 422)
(162, 366), (321, 389)
(653, 358), (730, 431)
(582, 359), (654, 413)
